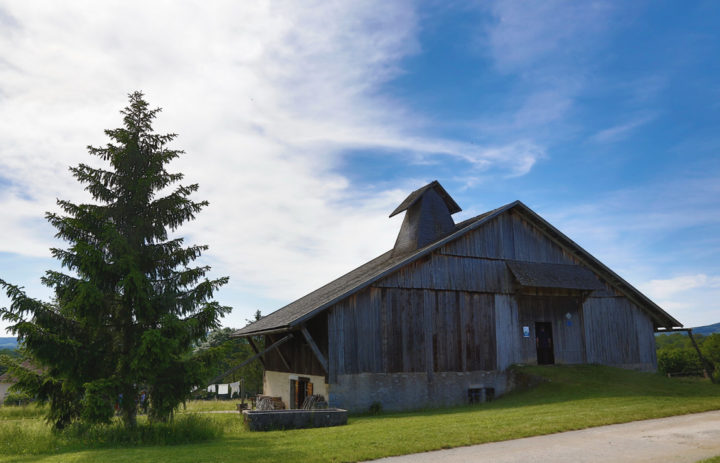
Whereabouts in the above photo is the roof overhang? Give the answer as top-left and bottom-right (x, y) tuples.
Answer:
(506, 261), (606, 291)
(232, 325), (294, 338)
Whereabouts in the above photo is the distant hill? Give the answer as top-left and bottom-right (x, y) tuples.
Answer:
(692, 322), (720, 336)
(655, 322), (720, 337)
(0, 337), (18, 349)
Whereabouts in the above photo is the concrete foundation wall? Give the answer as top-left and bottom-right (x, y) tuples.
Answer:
(263, 370), (329, 409)
(327, 370), (512, 413)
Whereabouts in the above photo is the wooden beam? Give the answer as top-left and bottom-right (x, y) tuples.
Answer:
(247, 338), (266, 368)
(204, 334), (293, 386)
(268, 334), (292, 371)
(687, 329), (716, 384)
(656, 328), (716, 384)
(300, 325), (328, 373)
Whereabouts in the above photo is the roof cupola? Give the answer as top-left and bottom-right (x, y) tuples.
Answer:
(390, 180), (461, 255)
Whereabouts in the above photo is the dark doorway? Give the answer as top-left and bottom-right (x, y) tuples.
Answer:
(290, 377), (312, 409)
(535, 322), (555, 365)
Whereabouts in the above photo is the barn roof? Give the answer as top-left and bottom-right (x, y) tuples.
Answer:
(506, 261), (606, 291)
(389, 180), (461, 218)
(234, 199), (681, 337)
(0, 360), (42, 383)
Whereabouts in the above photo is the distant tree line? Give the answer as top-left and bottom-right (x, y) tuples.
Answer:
(655, 333), (720, 381)
(0, 348), (21, 376)
(193, 311), (264, 398)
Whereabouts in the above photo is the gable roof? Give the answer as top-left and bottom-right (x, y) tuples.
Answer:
(234, 201), (681, 337)
(389, 180), (462, 218)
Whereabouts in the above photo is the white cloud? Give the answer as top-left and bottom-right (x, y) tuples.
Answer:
(641, 274), (720, 300)
(483, 0), (613, 74)
(0, 1), (548, 332)
(638, 275), (720, 328)
(469, 1), (617, 150)
(590, 114), (657, 143)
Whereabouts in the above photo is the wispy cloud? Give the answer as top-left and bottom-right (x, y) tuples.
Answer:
(482, 0), (614, 74)
(638, 274), (720, 327)
(641, 274), (720, 300)
(469, 1), (618, 152)
(590, 114), (657, 143)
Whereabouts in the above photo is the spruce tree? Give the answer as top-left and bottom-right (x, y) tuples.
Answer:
(0, 92), (229, 429)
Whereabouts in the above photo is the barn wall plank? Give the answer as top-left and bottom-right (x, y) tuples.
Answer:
(441, 212), (576, 265)
(515, 295), (586, 365)
(375, 254), (513, 293)
(495, 294), (521, 370)
(583, 297), (651, 366)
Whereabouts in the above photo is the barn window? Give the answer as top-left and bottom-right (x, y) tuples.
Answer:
(468, 387), (494, 403)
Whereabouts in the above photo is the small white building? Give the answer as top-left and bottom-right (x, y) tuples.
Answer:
(0, 372), (13, 404)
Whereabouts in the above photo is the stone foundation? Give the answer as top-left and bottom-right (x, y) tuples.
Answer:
(242, 409), (348, 431)
(328, 370), (513, 413)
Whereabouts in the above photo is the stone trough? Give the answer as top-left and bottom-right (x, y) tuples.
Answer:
(242, 408), (348, 431)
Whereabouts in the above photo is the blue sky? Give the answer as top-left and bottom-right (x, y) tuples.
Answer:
(0, 1), (719, 335)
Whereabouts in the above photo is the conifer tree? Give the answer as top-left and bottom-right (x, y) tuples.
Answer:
(0, 92), (229, 429)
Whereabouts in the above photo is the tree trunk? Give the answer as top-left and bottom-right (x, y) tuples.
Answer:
(121, 386), (139, 428)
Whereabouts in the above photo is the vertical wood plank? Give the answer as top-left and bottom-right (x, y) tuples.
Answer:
(423, 289), (435, 378)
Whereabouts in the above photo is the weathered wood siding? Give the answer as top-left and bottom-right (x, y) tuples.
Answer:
(441, 211), (576, 264)
(516, 295), (586, 364)
(264, 312), (328, 377)
(325, 209), (658, 379)
(374, 254), (513, 293)
(583, 296), (657, 367)
(327, 287), (496, 376)
(494, 294), (521, 370)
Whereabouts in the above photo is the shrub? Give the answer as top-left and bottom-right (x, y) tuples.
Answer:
(3, 391), (33, 406)
(368, 401), (382, 415)
(657, 349), (703, 376)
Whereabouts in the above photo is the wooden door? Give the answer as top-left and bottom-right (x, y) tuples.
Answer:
(535, 322), (555, 365)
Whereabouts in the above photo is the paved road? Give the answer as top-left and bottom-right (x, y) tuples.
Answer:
(372, 410), (720, 463)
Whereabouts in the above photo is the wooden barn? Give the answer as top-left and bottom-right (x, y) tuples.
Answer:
(233, 181), (681, 411)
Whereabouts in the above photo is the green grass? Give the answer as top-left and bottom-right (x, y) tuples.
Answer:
(0, 404), (47, 421)
(1, 365), (719, 463)
(0, 414), (226, 457)
(180, 400), (239, 413)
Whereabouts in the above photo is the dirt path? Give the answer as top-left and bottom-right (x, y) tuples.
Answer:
(371, 410), (720, 463)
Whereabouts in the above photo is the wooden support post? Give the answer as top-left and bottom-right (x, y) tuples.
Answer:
(688, 329), (716, 384)
(300, 325), (329, 373)
(204, 333), (293, 386)
(268, 334), (292, 371)
(247, 338), (266, 368)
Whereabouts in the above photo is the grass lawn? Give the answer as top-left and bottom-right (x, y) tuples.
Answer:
(181, 400), (239, 413)
(1, 364), (719, 463)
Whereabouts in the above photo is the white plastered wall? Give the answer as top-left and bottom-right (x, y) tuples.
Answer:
(0, 382), (12, 404)
(263, 370), (328, 409)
